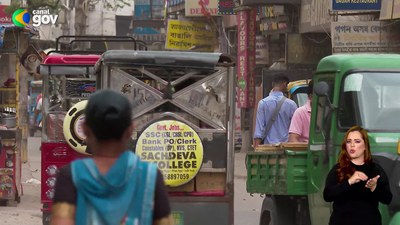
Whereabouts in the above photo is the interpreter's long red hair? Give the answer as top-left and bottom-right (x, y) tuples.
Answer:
(337, 125), (372, 182)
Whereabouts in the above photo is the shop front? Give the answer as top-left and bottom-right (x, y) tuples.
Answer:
(0, 24), (38, 205)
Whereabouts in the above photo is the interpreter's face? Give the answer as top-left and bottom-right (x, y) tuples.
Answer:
(346, 131), (366, 162)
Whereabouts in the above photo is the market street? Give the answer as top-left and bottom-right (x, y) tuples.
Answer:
(0, 137), (263, 225)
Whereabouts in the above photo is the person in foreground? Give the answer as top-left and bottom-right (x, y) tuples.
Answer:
(51, 89), (172, 225)
(323, 125), (392, 225)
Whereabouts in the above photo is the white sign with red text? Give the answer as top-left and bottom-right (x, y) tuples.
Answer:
(185, 0), (219, 17)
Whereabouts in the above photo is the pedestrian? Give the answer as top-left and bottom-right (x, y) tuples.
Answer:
(33, 93), (42, 128)
(50, 89), (172, 225)
(253, 73), (297, 147)
(323, 125), (392, 225)
(288, 80), (313, 142)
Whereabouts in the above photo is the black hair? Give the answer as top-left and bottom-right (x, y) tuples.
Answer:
(84, 89), (132, 141)
(272, 73), (290, 86)
(307, 80), (314, 95)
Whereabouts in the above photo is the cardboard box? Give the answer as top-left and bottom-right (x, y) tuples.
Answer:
(167, 179), (195, 192)
(195, 172), (226, 192)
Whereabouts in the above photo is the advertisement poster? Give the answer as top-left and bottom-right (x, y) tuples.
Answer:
(165, 19), (217, 52)
(136, 120), (204, 187)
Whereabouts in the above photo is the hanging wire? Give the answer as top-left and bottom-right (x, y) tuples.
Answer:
(221, 20), (235, 48)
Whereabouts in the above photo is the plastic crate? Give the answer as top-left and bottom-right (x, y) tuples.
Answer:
(246, 150), (308, 195)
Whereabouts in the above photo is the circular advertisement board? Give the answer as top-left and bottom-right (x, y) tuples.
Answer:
(63, 100), (90, 155)
(136, 120), (204, 187)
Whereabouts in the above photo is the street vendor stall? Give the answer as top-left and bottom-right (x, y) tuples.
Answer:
(0, 24), (38, 205)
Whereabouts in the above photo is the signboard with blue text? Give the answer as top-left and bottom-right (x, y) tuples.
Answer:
(332, 0), (381, 11)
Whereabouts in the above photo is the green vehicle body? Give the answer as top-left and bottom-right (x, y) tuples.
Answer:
(247, 54), (400, 225)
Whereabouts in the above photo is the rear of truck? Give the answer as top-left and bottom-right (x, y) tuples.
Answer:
(247, 54), (400, 225)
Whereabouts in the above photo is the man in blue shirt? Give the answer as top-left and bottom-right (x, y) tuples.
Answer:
(253, 74), (297, 147)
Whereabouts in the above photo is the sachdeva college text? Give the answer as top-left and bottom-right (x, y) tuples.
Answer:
(136, 120), (204, 187)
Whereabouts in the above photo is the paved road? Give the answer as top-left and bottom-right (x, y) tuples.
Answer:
(0, 137), (262, 225)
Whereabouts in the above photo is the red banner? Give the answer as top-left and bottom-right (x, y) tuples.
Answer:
(0, 6), (12, 24)
(236, 8), (256, 108)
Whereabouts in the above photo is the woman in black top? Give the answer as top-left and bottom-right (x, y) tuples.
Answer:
(324, 125), (392, 225)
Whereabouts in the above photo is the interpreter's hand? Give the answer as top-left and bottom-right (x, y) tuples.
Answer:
(348, 171), (368, 185)
(365, 175), (380, 192)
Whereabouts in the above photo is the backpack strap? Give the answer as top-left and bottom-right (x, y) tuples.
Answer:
(262, 96), (286, 142)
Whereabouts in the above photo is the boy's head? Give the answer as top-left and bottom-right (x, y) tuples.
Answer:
(272, 73), (290, 91)
(84, 89), (132, 141)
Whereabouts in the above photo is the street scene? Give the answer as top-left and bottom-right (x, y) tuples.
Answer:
(0, 137), (263, 225)
(0, 0), (400, 225)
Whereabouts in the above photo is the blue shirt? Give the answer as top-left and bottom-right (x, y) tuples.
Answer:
(254, 91), (297, 144)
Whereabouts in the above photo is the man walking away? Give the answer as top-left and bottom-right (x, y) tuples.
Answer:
(253, 74), (297, 147)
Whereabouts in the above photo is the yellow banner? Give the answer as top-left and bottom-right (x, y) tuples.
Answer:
(165, 19), (217, 52)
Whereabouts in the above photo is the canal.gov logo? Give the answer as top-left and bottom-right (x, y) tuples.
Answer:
(12, 8), (58, 27)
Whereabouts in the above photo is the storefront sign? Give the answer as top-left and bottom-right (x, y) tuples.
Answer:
(332, 0), (381, 11)
(218, 0), (236, 15)
(255, 35), (268, 65)
(260, 18), (290, 35)
(300, 0), (331, 33)
(134, 0), (151, 20)
(331, 21), (400, 53)
(0, 5), (12, 24)
(393, 0), (400, 18)
(136, 120), (204, 187)
(242, 0), (300, 5)
(236, 8), (256, 108)
(380, 0), (393, 19)
(165, 19), (216, 52)
(185, 0), (219, 17)
(132, 26), (165, 43)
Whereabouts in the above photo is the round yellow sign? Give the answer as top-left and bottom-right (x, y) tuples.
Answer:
(136, 120), (203, 187)
(63, 100), (90, 155)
